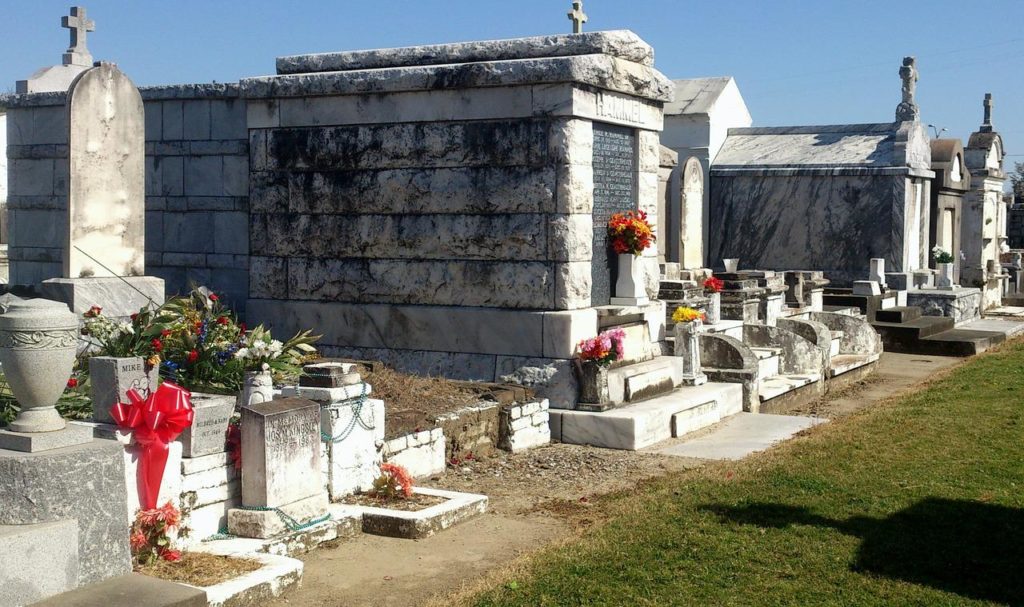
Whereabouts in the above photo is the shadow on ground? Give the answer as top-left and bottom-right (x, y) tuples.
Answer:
(703, 498), (1024, 606)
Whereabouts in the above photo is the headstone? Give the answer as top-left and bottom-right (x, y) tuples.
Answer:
(591, 123), (638, 306)
(299, 362), (361, 388)
(16, 7), (96, 94)
(88, 356), (157, 424)
(65, 62), (145, 278)
(680, 157), (704, 269)
(228, 398), (328, 538)
(176, 393), (234, 458)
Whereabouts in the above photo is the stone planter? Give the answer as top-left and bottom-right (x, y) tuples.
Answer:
(0, 299), (79, 432)
(705, 292), (721, 325)
(611, 254), (649, 306)
(723, 258), (740, 273)
(936, 263), (955, 289)
(673, 319), (707, 386)
(575, 360), (610, 406)
(238, 369), (274, 409)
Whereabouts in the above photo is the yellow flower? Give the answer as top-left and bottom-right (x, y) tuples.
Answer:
(147, 354), (162, 367)
(672, 307), (705, 324)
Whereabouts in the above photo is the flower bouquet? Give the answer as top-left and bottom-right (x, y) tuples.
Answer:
(703, 276), (724, 293)
(672, 306), (706, 324)
(607, 210), (655, 255)
(574, 328), (627, 406)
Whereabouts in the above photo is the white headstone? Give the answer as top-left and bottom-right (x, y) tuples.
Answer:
(240, 398), (322, 507)
(681, 156), (704, 269)
(65, 62), (145, 278)
(869, 258), (886, 287)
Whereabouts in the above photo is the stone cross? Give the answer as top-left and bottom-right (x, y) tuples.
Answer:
(981, 93), (994, 132)
(62, 6), (95, 67)
(895, 56), (919, 122)
(567, 1), (588, 34)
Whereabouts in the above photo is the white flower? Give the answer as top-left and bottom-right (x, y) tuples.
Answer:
(234, 347), (250, 360)
(269, 340), (283, 354)
(117, 321), (135, 335)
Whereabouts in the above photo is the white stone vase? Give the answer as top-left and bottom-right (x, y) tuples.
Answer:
(0, 299), (79, 432)
(706, 292), (721, 325)
(614, 253), (646, 302)
(673, 319), (707, 386)
(238, 367), (274, 409)
(936, 263), (955, 288)
(723, 258), (740, 273)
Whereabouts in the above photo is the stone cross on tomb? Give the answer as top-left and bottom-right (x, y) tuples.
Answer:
(895, 56), (919, 122)
(62, 6), (96, 67)
(567, 1), (588, 34)
(981, 93), (994, 132)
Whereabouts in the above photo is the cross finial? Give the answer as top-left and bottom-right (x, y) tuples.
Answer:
(895, 56), (919, 122)
(567, 1), (588, 34)
(981, 93), (994, 132)
(62, 6), (95, 67)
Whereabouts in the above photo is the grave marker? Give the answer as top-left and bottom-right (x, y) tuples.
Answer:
(591, 123), (638, 306)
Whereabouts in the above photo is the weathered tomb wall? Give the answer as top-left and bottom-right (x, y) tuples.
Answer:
(708, 171), (929, 286)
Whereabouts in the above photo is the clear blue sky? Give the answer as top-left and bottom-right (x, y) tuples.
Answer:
(3, 0), (1022, 171)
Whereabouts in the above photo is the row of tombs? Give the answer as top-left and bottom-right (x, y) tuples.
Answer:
(3, 22), (1024, 605)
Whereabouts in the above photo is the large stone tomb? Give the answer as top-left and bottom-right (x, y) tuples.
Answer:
(228, 397), (328, 538)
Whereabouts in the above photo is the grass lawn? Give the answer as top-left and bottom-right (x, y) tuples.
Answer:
(466, 342), (1024, 606)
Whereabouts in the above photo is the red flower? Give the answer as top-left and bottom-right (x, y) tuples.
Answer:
(160, 548), (182, 562)
(84, 305), (102, 318)
(187, 350), (199, 363)
(66, 378), (79, 389)
(129, 530), (148, 551)
(130, 313), (139, 322)
(160, 329), (172, 337)
(151, 338), (163, 353)
(209, 293), (219, 302)
(380, 462), (415, 498)
(703, 276), (725, 293)
(216, 316), (230, 326)
(238, 323), (247, 334)
(194, 321), (203, 335)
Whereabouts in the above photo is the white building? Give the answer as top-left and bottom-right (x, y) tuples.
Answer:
(660, 77), (752, 268)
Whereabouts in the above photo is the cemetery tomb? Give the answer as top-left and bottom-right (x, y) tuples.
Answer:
(709, 59), (933, 287)
(241, 30), (674, 410)
(928, 139), (969, 285)
(962, 94), (1010, 310)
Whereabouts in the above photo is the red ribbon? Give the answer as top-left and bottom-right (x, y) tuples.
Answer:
(111, 382), (194, 510)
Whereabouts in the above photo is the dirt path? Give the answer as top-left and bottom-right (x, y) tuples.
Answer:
(266, 352), (963, 607)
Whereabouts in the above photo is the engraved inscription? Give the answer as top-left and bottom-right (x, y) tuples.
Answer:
(596, 92), (641, 125)
(591, 123), (638, 305)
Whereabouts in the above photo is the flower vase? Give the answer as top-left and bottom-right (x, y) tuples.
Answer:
(238, 368), (274, 409)
(706, 292), (721, 325)
(673, 319), (707, 386)
(723, 258), (739, 273)
(0, 299), (79, 433)
(936, 262), (955, 289)
(611, 254), (649, 306)
(575, 360), (611, 408)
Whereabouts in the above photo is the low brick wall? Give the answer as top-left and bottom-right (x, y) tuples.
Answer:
(178, 451), (240, 548)
(500, 399), (551, 452)
(383, 428), (446, 479)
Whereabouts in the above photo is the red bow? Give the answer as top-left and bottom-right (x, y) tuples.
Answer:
(111, 382), (194, 510)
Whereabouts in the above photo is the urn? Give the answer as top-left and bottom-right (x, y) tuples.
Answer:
(612, 254), (649, 306)
(0, 299), (79, 432)
(936, 263), (955, 289)
(238, 366), (275, 409)
(723, 258), (740, 273)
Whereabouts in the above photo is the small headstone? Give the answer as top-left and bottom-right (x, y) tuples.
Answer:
(228, 397), (327, 538)
(869, 258), (887, 287)
(176, 393), (234, 458)
(89, 356), (157, 424)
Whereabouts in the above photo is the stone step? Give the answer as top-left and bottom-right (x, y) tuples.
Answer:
(822, 305), (861, 316)
(648, 412), (828, 460)
(829, 353), (880, 377)
(872, 315), (955, 342)
(758, 373), (821, 402)
(577, 356), (682, 412)
(749, 346), (781, 378)
(551, 382), (744, 450)
(874, 306), (923, 323)
(919, 329), (1006, 357)
(1, 520), (80, 606)
(30, 573), (206, 607)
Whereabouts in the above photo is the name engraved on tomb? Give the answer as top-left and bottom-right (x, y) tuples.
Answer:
(596, 92), (641, 125)
(267, 413), (316, 456)
(591, 123), (638, 305)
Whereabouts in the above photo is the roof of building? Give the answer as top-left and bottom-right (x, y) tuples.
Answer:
(712, 122), (930, 171)
(663, 77), (734, 115)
